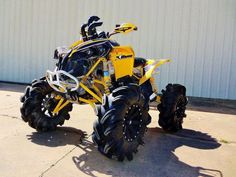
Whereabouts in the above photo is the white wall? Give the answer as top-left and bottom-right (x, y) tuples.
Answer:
(0, 0), (235, 99)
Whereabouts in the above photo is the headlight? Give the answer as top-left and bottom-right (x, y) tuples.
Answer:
(53, 47), (71, 60)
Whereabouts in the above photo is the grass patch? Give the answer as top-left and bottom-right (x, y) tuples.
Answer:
(219, 139), (229, 144)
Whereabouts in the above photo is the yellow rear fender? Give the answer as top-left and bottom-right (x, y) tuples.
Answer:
(139, 59), (171, 85)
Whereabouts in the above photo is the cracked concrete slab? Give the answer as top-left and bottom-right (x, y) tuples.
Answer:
(0, 83), (236, 177)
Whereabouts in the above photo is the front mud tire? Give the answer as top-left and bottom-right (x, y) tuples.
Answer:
(92, 84), (151, 161)
(20, 80), (72, 132)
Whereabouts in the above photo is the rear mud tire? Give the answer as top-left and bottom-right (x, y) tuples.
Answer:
(157, 84), (188, 132)
(92, 84), (151, 161)
(20, 79), (72, 132)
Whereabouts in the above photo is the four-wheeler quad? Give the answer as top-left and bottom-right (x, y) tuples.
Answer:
(20, 16), (188, 161)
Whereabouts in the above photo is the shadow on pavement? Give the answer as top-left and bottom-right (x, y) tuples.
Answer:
(72, 128), (222, 177)
(27, 127), (87, 147)
(27, 126), (222, 177)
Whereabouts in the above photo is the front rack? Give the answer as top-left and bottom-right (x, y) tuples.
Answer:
(46, 69), (79, 93)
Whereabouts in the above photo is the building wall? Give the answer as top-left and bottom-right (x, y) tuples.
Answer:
(0, 0), (235, 99)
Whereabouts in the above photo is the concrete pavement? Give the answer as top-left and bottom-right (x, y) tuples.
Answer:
(0, 83), (236, 177)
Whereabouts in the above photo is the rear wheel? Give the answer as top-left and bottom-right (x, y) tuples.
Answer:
(20, 79), (72, 132)
(92, 84), (151, 161)
(157, 84), (188, 132)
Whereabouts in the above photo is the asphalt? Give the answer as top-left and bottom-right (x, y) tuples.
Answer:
(0, 83), (236, 177)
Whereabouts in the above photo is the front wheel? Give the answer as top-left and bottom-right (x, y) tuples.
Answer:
(157, 84), (188, 132)
(92, 84), (151, 161)
(20, 79), (73, 132)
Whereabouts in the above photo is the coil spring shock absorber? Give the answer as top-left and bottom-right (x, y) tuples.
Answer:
(103, 59), (111, 95)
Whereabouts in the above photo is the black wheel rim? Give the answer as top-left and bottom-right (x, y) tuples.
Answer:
(123, 104), (143, 142)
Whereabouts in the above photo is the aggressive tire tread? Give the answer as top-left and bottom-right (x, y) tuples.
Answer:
(92, 84), (151, 161)
(20, 80), (72, 131)
(158, 83), (188, 132)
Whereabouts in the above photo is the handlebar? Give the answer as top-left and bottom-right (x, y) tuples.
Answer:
(80, 16), (103, 41)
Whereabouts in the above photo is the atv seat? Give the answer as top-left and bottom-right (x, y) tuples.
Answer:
(134, 57), (147, 67)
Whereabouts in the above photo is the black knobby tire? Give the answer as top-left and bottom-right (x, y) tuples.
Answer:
(92, 84), (151, 161)
(20, 80), (73, 131)
(157, 84), (188, 132)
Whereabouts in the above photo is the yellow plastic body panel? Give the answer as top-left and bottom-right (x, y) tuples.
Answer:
(139, 59), (171, 85)
(69, 39), (110, 58)
(69, 40), (83, 49)
(109, 46), (135, 80)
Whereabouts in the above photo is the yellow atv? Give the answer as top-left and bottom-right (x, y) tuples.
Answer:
(20, 16), (188, 161)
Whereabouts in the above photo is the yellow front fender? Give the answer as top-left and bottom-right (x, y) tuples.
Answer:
(69, 40), (83, 49)
(139, 59), (171, 85)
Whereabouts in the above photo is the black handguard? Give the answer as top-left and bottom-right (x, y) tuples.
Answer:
(88, 16), (100, 26)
